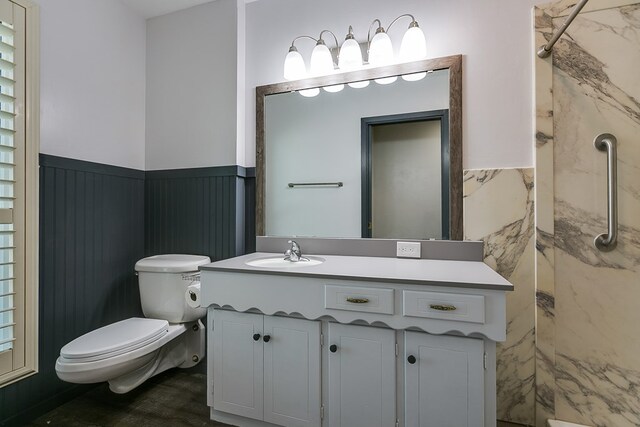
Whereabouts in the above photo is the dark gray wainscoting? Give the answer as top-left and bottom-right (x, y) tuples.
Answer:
(144, 166), (255, 260)
(0, 155), (145, 426)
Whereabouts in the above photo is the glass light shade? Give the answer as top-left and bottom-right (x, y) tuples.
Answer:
(311, 42), (343, 92)
(310, 43), (334, 76)
(323, 84), (344, 93)
(368, 31), (397, 85)
(349, 80), (370, 89)
(283, 49), (306, 81)
(368, 31), (393, 67)
(399, 25), (427, 62)
(299, 88), (320, 97)
(339, 38), (369, 88)
(338, 38), (363, 70)
(402, 72), (427, 82)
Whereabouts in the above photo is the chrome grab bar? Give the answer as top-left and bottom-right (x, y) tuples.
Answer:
(594, 133), (618, 252)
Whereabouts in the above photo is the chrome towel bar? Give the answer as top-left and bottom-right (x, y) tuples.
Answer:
(594, 133), (618, 252)
(288, 182), (343, 188)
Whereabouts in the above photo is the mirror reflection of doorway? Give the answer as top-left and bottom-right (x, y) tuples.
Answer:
(361, 110), (450, 239)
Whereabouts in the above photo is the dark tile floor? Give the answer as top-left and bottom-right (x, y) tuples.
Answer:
(28, 370), (233, 427)
(27, 368), (530, 427)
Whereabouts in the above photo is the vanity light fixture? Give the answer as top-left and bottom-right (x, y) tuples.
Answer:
(282, 13), (427, 94)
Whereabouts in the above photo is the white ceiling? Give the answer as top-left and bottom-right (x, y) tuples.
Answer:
(119, 0), (218, 19)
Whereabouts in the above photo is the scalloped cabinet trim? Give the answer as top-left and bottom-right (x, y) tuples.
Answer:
(200, 271), (506, 341)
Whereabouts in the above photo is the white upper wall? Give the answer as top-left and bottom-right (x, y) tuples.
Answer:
(40, 0), (146, 170)
(145, 0), (240, 170)
(245, 0), (547, 170)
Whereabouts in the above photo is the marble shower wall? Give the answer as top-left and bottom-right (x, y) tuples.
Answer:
(535, 1), (640, 426)
(463, 168), (535, 425)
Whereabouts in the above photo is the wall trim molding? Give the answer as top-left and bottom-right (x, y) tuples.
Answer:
(146, 165), (255, 180)
(39, 155), (257, 181)
(39, 154), (145, 180)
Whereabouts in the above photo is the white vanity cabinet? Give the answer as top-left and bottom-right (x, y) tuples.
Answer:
(327, 324), (396, 427)
(201, 252), (512, 427)
(404, 332), (485, 427)
(212, 310), (321, 427)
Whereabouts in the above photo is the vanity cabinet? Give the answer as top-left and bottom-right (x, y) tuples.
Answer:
(327, 324), (396, 427)
(201, 252), (512, 427)
(212, 310), (321, 427)
(404, 332), (485, 427)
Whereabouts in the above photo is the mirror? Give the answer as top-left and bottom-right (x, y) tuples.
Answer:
(256, 56), (462, 240)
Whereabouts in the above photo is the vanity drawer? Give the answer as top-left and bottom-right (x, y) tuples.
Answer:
(324, 285), (394, 315)
(403, 290), (485, 324)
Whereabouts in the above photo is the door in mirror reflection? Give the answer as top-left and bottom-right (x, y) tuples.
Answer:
(365, 114), (447, 240)
(361, 110), (449, 239)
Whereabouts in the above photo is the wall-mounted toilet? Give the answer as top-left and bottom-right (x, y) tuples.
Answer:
(55, 254), (210, 393)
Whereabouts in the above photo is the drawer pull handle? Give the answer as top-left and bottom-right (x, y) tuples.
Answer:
(429, 304), (457, 311)
(346, 297), (369, 304)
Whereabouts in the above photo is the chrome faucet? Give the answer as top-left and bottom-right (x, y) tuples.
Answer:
(284, 240), (305, 262)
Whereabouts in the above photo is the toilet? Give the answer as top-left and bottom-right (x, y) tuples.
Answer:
(55, 254), (211, 393)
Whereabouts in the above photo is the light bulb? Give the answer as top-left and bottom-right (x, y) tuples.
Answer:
(283, 47), (306, 81)
(299, 88), (320, 97)
(399, 23), (427, 62)
(368, 30), (397, 85)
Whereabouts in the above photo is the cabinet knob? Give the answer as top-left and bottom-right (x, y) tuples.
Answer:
(263, 335), (271, 343)
(407, 355), (417, 364)
(253, 333), (261, 341)
(329, 344), (338, 353)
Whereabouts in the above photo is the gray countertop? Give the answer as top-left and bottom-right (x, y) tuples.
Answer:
(200, 252), (514, 291)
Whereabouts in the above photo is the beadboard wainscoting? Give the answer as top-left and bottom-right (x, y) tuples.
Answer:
(144, 166), (255, 261)
(0, 155), (146, 426)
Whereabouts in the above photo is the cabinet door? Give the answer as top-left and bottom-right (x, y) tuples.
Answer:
(327, 323), (396, 427)
(212, 310), (264, 420)
(404, 332), (484, 427)
(263, 316), (321, 427)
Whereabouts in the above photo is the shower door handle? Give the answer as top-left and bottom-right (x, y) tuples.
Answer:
(594, 133), (618, 252)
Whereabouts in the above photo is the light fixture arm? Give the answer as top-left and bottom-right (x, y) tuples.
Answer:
(367, 19), (383, 47)
(289, 35), (319, 51)
(386, 13), (418, 33)
(319, 30), (340, 49)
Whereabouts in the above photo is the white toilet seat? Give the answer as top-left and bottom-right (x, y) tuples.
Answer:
(55, 319), (187, 384)
(61, 318), (169, 362)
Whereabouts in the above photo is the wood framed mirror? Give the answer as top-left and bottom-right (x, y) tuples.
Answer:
(256, 55), (462, 240)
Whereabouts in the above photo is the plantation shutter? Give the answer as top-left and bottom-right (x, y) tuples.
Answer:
(0, 0), (25, 377)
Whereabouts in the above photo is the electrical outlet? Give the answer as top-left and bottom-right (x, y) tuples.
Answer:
(396, 241), (421, 258)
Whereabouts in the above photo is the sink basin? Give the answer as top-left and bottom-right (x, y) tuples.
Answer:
(246, 256), (324, 269)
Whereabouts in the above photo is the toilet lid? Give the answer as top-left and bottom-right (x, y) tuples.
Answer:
(135, 254), (211, 273)
(61, 318), (169, 361)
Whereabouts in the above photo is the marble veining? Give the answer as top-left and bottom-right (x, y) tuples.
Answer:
(535, 1), (640, 426)
(464, 168), (535, 425)
(556, 353), (640, 427)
